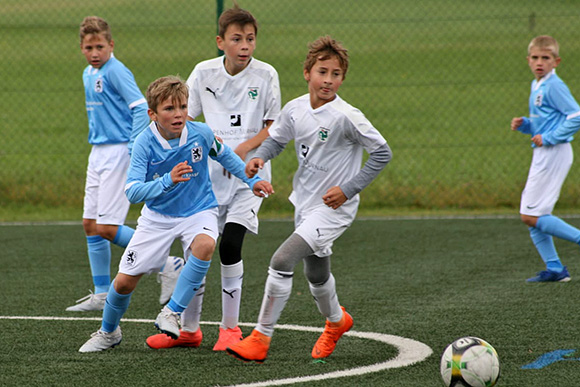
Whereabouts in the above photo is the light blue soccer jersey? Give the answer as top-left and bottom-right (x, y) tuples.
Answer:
(125, 121), (261, 217)
(518, 69), (580, 145)
(83, 55), (148, 146)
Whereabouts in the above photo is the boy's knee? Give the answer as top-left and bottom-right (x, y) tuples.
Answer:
(96, 224), (119, 241)
(113, 274), (139, 294)
(521, 214), (538, 228)
(191, 234), (216, 261)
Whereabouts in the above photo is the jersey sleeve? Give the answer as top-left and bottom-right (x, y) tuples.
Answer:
(186, 66), (203, 119)
(263, 68), (282, 121)
(542, 81), (580, 145)
(124, 132), (174, 203)
(267, 103), (295, 146)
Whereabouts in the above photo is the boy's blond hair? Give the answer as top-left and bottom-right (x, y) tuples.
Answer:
(218, 1), (258, 38)
(146, 76), (189, 113)
(79, 16), (112, 44)
(303, 36), (349, 78)
(528, 35), (560, 58)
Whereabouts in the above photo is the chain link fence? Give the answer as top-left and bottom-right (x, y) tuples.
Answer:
(2, 1), (580, 219)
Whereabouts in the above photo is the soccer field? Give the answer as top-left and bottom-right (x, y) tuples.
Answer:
(3, 217), (580, 386)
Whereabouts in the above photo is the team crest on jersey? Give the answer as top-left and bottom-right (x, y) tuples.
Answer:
(191, 146), (203, 162)
(125, 250), (137, 266)
(534, 93), (543, 106)
(318, 127), (330, 142)
(94, 78), (103, 93)
(247, 87), (259, 100)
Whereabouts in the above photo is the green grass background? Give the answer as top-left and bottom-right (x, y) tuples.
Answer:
(3, 1), (580, 221)
(3, 218), (580, 386)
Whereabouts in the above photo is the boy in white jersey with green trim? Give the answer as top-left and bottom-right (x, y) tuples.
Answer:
(78, 75), (273, 352)
(146, 3), (281, 351)
(69, 16), (183, 312)
(226, 36), (392, 363)
(511, 35), (580, 282)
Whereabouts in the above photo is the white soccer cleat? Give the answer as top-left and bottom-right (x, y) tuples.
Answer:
(79, 326), (122, 353)
(154, 306), (181, 339)
(157, 256), (184, 305)
(66, 291), (107, 312)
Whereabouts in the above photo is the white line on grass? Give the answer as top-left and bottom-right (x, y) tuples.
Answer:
(0, 316), (432, 387)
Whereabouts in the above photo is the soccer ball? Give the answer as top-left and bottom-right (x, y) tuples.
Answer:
(440, 336), (500, 387)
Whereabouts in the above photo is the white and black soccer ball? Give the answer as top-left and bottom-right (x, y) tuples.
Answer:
(440, 336), (500, 387)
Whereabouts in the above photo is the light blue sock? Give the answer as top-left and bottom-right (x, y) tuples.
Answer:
(101, 281), (132, 332)
(529, 227), (563, 272)
(167, 255), (211, 313)
(112, 225), (135, 248)
(536, 215), (580, 244)
(87, 235), (111, 294)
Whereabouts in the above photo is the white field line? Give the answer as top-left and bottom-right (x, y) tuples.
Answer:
(0, 315), (433, 387)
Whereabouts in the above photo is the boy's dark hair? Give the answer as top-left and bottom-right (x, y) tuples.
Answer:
(218, 1), (258, 38)
(79, 16), (112, 44)
(146, 76), (189, 113)
(303, 36), (349, 78)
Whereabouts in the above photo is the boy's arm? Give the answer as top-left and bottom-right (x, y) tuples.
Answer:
(128, 103), (149, 153)
(234, 120), (274, 161)
(542, 82), (580, 145)
(124, 138), (186, 203)
(210, 138), (262, 190)
(340, 142), (392, 199)
(513, 117), (532, 134)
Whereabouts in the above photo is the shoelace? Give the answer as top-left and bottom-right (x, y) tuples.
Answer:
(74, 290), (97, 304)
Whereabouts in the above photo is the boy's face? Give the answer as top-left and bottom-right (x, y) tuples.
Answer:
(217, 23), (256, 75)
(303, 56), (344, 109)
(527, 47), (560, 80)
(148, 97), (188, 140)
(80, 33), (114, 69)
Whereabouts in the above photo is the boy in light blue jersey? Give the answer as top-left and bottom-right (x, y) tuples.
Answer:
(79, 75), (273, 352)
(511, 35), (580, 283)
(67, 16), (151, 312)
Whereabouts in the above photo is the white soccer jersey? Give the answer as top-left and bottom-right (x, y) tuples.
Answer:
(268, 94), (388, 216)
(186, 56), (281, 204)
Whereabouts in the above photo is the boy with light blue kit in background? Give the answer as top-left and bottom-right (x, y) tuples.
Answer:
(79, 75), (273, 352)
(511, 35), (580, 282)
(68, 16), (182, 312)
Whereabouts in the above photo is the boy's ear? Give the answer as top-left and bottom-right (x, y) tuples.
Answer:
(303, 68), (310, 82)
(555, 57), (561, 66)
(216, 35), (224, 51)
(147, 108), (157, 121)
(110, 39), (115, 50)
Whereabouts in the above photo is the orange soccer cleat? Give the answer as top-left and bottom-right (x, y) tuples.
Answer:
(146, 328), (202, 349)
(226, 329), (271, 363)
(311, 306), (353, 359)
(213, 326), (243, 351)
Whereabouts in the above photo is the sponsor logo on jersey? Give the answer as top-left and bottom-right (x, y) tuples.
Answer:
(318, 127), (330, 142)
(95, 78), (103, 93)
(247, 87), (259, 100)
(300, 144), (310, 158)
(230, 114), (242, 127)
(191, 146), (203, 162)
(534, 93), (543, 106)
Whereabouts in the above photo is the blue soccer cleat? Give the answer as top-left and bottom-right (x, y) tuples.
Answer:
(526, 266), (571, 283)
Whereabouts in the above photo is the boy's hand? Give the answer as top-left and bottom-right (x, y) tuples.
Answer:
(531, 134), (543, 147)
(246, 158), (264, 178)
(171, 161), (193, 183)
(322, 186), (347, 209)
(252, 180), (274, 198)
(511, 117), (524, 131)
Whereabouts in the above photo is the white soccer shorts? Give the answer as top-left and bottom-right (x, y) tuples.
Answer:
(217, 186), (264, 235)
(520, 142), (573, 217)
(294, 201), (358, 257)
(118, 206), (219, 276)
(83, 143), (131, 225)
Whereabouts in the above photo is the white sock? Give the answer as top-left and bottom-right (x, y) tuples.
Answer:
(180, 276), (206, 332)
(221, 261), (243, 329)
(309, 274), (342, 322)
(255, 267), (293, 337)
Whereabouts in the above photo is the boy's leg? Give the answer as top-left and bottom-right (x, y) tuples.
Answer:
(79, 275), (139, 353)
(528, 227), (564, 272)
(536, 215), (580, 244)
(227, 233), (311, 362)
(304, 256), (352, 359)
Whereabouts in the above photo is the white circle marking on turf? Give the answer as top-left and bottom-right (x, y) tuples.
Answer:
(0, 316), (432, 387)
